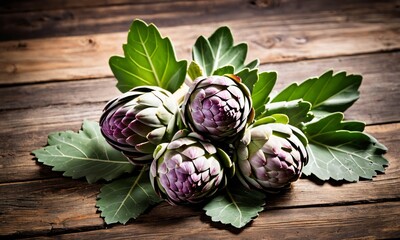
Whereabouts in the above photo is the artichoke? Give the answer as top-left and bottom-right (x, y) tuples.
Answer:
(181, 75), (253, 142)
(236, 123), (308, 191)
(100, 86), (177, 164)
(150, 130), (233, 205)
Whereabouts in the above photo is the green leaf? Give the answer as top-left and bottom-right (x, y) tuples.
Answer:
(212, 65), (234, 76)
(236, 68), (258, 93)
(188, 61), (203, 80)
(32, 120), (133, 184)
(109, 19), (187, 93)
(303, 112), (365, 133)
(244, 59), (260, 69)
(97, 168), (162, 224)
(252, 72), (277, 117)
(192, 26), (256, 76)
(302, 113), (388, 182)
(204, 183), (265, 228)
(262, 100), (313, 127)
(252, 114), (289, 127)
(272, 71), (362, 117)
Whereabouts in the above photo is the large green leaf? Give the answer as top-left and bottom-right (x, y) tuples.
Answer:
(110, 19), (187, 93)
(302, 113), (388, 181)
(262, 100), (313, 127)
(272, 71), (362, 117)
(252, 72), (277, 117)
(204, 183), (265, 228)
(97, 168), (161, 224)
(192, 26), (258, 76)
(32, 120), (133, 184)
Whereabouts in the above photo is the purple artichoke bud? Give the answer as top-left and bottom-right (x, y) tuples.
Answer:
(181, 75), (253, 142)
(150, 130), (233, 205)
(236, 123), (308, 191)
(100, 86), (177, 164)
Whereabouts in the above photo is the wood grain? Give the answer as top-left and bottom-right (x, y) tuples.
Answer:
(1, 0), (397, 40)
(0, 123), (398, 237)
(1, 1), (399, 85)
(1, 0), (386, 14)
(0, 0), (243, 40)
(1, 52), (398, 123)
(0, 77), (119, 111)
(0, 178), (103, 237)
(33, 202), (400, 240)
(0, 0), (192, 13)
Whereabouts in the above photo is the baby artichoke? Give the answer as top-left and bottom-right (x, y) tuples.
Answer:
(236, 123), (308, 191)
(100, 86), (177, 164)
(181, 75), (253, 142)
(150, 130), (233, 205)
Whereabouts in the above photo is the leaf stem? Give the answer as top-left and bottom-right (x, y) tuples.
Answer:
(112, 167), (147, 219)
(226, 189), (242, 224)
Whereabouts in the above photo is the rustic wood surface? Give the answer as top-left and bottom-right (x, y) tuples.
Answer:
(0, 0), (399, 239)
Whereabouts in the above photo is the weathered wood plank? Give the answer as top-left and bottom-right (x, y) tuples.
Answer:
(0, 123), (398, 237)
(0, 0), (243, 40)
(0, 103), (101, 136)
(0, 78), (118, 111)
(1, 1), (399, 85)
(1, 52), (398, 124)
(0, 105), (99, 183)
(0, 0), (191, 13)
(0, 178), (103, 237)
(34, 202), (400, 240)
(1, 0), (385, 14)
(1, 0), (396, 41)
(0, 121), (87, 183)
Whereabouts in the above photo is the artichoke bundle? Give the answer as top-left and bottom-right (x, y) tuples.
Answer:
(100, 74), (309, 203)
(34, 20), (388, 229)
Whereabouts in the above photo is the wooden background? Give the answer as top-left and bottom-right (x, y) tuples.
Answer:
(0, 0), (399, 239)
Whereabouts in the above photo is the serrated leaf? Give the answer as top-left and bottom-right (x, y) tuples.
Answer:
(204, 184), (265, 228)
(302, 113), (388, 181)
(109, 19), (187, 93)
(236, 68), (258, 93)
(252, 72), (277, 116)
(97, 168), (161, 224)
(192, 26), (256, 76)
(188, 61), (203, 80)
(32, 120), (133, 184)
(272, 71), (362, 117)
(262, 100), (313, 126)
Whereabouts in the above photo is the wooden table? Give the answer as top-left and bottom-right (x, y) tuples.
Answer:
(1, 0), (399, 239)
